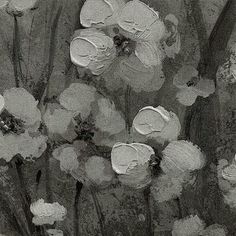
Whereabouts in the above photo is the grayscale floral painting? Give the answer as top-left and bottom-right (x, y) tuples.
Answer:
(0, 0), (235, 235)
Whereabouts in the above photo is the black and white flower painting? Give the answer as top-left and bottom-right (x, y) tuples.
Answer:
(0, 0), (235, 235)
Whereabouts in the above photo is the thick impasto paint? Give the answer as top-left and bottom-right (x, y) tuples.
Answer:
(0, 0), (235, 235)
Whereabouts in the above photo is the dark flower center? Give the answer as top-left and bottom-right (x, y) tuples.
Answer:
(0, 110), (25, 135)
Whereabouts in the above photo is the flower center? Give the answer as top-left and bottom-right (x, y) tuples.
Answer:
(0, 110), (25, 135)
(113, 34), (136, 56)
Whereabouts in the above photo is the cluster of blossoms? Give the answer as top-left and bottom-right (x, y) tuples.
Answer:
(0, 0), (222, 235)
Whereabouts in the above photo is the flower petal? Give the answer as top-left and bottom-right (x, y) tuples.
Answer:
(176, 88), (198, 106)
(192, 79), (215, 97)
(0, 94), (5, 113)
(53, 145), (79, 173)
(43, 105), (74, 135)
(118, 163), (151, 189)
(7, 0), (38, 15)
(118, 0), (165, 41)
(135, 41), (161, 67)
(94, 98), (125, 135)
(173, 65), (198, 89)
(3, 87), (41, 126)
(111, 142), (154, 174)
(115, 54), (165, 92)
(70, 28), (116, 75)
(0, 0), (8, 8)
(80, 0), (125, 28)
(85, 155), (114, 188)
(172, 215), (205, 236)
(133, 106), (170, 135)
(151, 174), (183, 202)
(161, 140), (205, 176)
(59, 83), (96, 119)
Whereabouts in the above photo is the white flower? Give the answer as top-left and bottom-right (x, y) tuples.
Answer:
(72, 0), (168, 77)
(43, 104), (74, 135)
(173, 65), (215, 106)
(111, 142), (154, 188)
(53, 145), (79, 173)
(151, 174), (183, 202)
(80, 0), (125, 28)
(172, 215), (205, 236)
(30, 199), (67, 226)
(94, 98), (125, 135)
(0, 94), (5, 114)
(111, 142), (154, 174)
(0, 130), (47, 162)
(59, 83), (96, 119)
(115, 55), (165, 92)
(70, 28), (117, 75)
(133, 106), (181, 143)
(85, 155), (114, 188)
(3, 87), (41, 126)
(46, 229), (64, 236)
(161, 140), (205, 176)
(199, 224), (227, 236)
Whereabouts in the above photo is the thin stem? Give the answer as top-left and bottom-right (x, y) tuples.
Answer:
(89, 188), (106, 236)
(143, 187), (153, 236)
(73, 181), (83, 236)
(125, 85), (132, 134)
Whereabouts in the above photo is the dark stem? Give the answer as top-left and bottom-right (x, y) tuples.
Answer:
(89, 188), (106, 236)
(12, 16), (23, 87)
(175, 197), (183, 219)
(143, 187), (153, 236)
(73, 181), (83, 236)
(125, 85), (132, 135)
(44, 146), (53, 202)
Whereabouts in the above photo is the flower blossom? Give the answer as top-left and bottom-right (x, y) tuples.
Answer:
(161, 140), (205, 177)
(0, 88), (47, 162)
(111, 142), (154, 188)
(70, 0), (176, 92)
(30, 199), (67, 225)
(172, 215), (205, 236)
(173, 65), (215, 106)
(132, 105), (181, 144)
